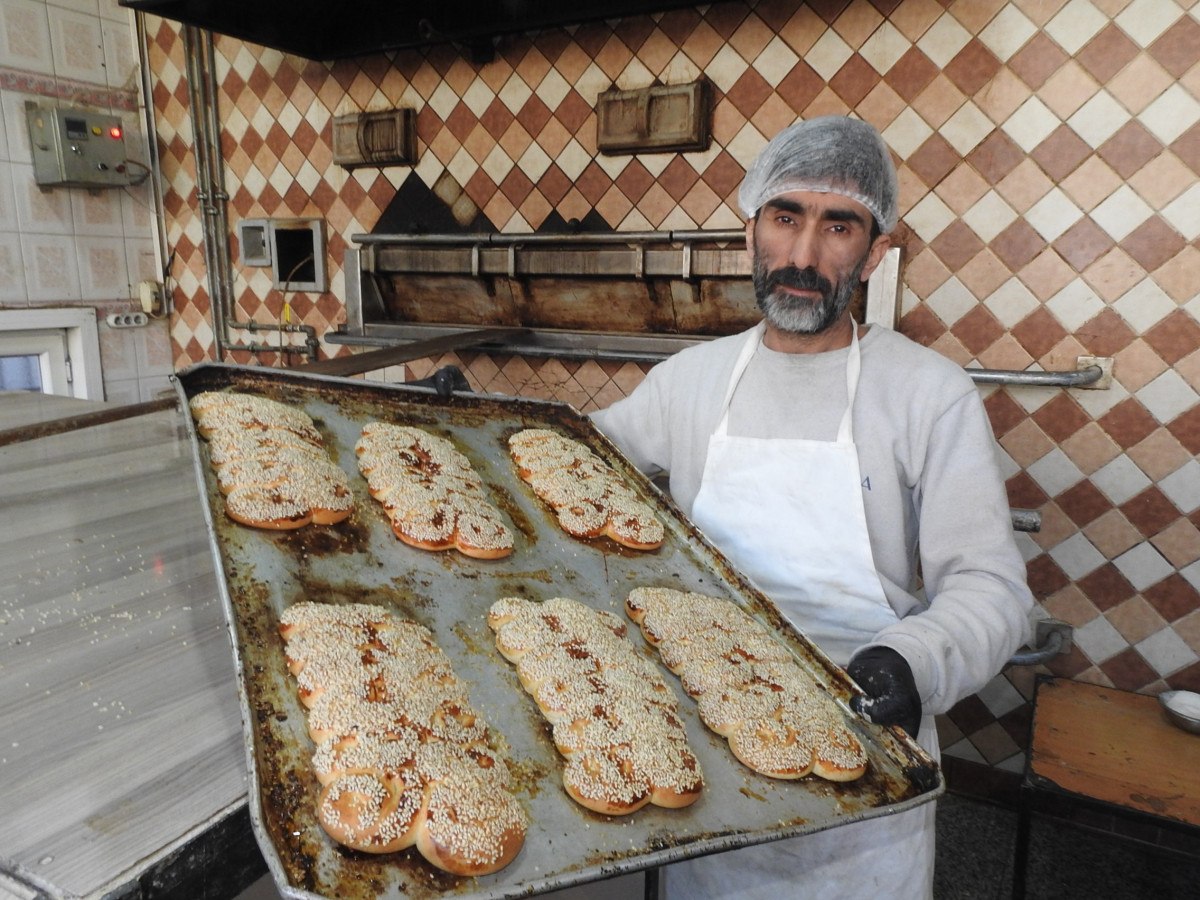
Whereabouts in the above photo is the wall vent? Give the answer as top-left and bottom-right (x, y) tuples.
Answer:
(332, 109), (416, 168)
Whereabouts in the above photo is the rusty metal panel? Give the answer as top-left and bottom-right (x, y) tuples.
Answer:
(173, 363), (941, 900)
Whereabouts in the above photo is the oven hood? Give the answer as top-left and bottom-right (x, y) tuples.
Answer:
(120, 0), (699, 60)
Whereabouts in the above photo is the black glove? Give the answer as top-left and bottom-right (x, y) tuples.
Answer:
(409, 365), (471, 398)
(847, 646), (921, 738)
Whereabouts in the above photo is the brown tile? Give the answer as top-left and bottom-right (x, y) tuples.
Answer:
(990, 219), (1045, 271)
(1009, 32), (1068, 90)
(1075, 23), (1139, 83)
(1120, 217), (1187, 273)
(1010, 306), (1067, 361)
(984, 389), (1028, 439)
(1059, 156), (1123, 214)
(1154, 245), (1200, 304)
(1119, 486), (1182, 538)
(775, 59), (825, 111)
(1108, 597), (1169, 645)
(1151, 519), (1200, 570)
(911, 74), (966, 130)
(907, 133), (960, 187)
(1026, 553), (1070, 600)
(935, 163), (991, 216)
(1083, 248), (1145, 304)
(1099, 648), (1158, 691)
(898, 303), (947, 347)
(538, 164), (572, 206)
(1113, 339), (1170, 394)
(658, 157), (700, 202)
(998, 420), (1056, 468)
(930, 220), (985, 272)
(1170, 122), (1200, 176)
(1061, 422), (1121, 475)
(1006, 458), (1051, 503)
(1055, 479), (1113, 528)
(950, 305), (1005, 356)
(997, 159), (1054, 214)
(967, 129), (1025, 185)
(1075, 308), (1135, 359)
(829, 53), (878, 107)
(1144, 310), (1200, 368)
(1083, 509), (1143, 560)
(725, 67), (773, 118)
(1030, 125), (1092, 182)
(1167, 658), (1200, 694)
(614, 159), (654, 204)
(1144, 573), (1200, 623)
(1098, 121), (1163, 180)
(1052, 218), (1114, 274)
(958, 249), (1011, 299)
(1098, 398), (1160, 449)
(943, 38), (1001, 96)
(516, 95), (553, 136)
(1148, 14), (1200, 79)
(1042, 583), (1101, 629)
(978, 334), (1036, 372)
(1018, 250), (1075, 302)
(1032, 392), (1092, 443)
(1166, 405), (1200, 456)
(1040, 60), (1100, 120)
(884, 46), (938, 102)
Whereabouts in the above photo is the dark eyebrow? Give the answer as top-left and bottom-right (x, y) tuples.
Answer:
(762, 197), (867, 228)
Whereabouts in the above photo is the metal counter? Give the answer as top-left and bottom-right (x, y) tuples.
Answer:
(174, 364), (941, 900)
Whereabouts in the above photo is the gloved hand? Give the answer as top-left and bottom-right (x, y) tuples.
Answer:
(847, 646), (921, 738)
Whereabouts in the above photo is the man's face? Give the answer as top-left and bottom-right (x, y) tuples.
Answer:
(747, 190), (888, 336)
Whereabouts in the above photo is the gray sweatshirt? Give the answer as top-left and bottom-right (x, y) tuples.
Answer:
(591, 324), (1034, 716)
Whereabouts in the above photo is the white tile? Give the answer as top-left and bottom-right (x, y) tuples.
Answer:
(1114, 0), (1184, 48)
(1137, 628), (1199, 678)
(97, 0), (129, 23)
(517, 142), (552, 183)
(0, 230), (26, 302)
(859, 21), (908, 75)
(661, 50), (702, 86)
(1044, 0), (1108, 55)
(940, 101), (993, 156)
(1028, 447), (1085, 496)
(20, 232), (79, 301)
(460, 76), (497, 119)
(1091, 454), (1152, 505)
(915, 12), (970, 69)
(11, 162), (72, 234)
(0, 158), (17, 230)
(1008, 383), (1056, 414)
(136, 372), (172, 402)
(497, 72), (533, 114)
(983, 278), (1040, 329)
(979, 6), (1037, 62)
(47, 4), (106, 84)
(1002, 97), (1061, 154)
(1, 90), (37, 162)
(1113, 541), (1175, 591)
(1161, 183), (1200, 241)
(904, 190), (954, 243)
(754, 35), (800, 86)
(1138, 84), (1200, 145)
(1136, 370), (1198, 424)
(1159, 460), (1200, 515)
(1183, 559), (1200, 594)
(1048, 532), (1106, 580)
(1074, 614), (1127, 664)
(1066, 90), (1129, 147)
(701, 43), (748, 93)
(963, 191), (1017, 244)
(1112, 279), (1177, 334)
(555, 138), (591, 182)
(100, 14), (135, 90)
(1025, 187), (1083, 243)
(804, 29), (852, 82)
(101, 375), (139, 405)
(574, 62), (611, 107)
(0, 0), (53, 75)
(976, 672), (1027, 718)
(70, 185), (124, 236)
(481, 144), (514, 184)
(76, 235), (129, 300)
(1045, 278), (1104, 332)
(124, 237), (158, 287)
(924, 276), (976, 327)
(1072, 374), (1129, 419)
(1090, 185), (1153, 243)
(882, 107), (933, 160)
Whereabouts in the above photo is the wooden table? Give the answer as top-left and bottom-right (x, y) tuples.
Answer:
(1013, 676), (1200, 897)
(0, 394), (257, 899)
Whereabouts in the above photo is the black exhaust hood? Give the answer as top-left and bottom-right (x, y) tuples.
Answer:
(120, 1), (700, 61)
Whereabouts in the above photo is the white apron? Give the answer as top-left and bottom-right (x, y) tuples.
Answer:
(668, 322), (937, 900)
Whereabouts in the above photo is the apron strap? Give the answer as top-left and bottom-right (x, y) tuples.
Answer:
(714, 322), (863, 445)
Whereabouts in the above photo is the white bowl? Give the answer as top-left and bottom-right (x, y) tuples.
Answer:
(1159, 690), (1200, 735)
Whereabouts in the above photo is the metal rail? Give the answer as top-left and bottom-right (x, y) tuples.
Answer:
(968, 365), (1104, 388)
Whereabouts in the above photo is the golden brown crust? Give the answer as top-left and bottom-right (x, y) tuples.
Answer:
(488, 596), (702, 815)
(507, 429), (664, 550)
(280, 601), (527, 874)
(624, 587), (868, 784)
(357, 422), (514, 559)
(190, 390), (353, 530)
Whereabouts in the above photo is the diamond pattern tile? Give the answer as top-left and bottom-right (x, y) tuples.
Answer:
(143, 0), (1200, 780)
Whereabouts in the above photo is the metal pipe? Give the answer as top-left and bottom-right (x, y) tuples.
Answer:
(351, 230), (746, 246)
(968, 366), (1104, 388)
(134, 12), (171, 316)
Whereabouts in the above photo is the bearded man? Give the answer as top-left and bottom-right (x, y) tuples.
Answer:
(590, 116), (1033, 899)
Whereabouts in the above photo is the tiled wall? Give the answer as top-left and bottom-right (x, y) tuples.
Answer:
(147, 0), (1200, 780)
(0, 0), (168, 404)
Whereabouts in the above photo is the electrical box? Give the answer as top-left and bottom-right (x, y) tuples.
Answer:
(271, 218), (326, 292)
(26, 103), (131, 189)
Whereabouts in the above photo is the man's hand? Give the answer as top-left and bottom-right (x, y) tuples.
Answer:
(847, 647), (921, 738)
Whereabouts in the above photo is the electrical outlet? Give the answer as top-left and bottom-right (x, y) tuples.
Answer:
(106, 312), (148, 328)
(138, 280), (163, 315)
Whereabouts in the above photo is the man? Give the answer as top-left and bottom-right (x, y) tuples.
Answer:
(590, 116), (1034, 898)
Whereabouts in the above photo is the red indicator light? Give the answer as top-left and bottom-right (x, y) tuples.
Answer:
(108, 125), (122, 139)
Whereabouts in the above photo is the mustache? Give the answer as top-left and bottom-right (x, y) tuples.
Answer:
(763, 265), (833, 297)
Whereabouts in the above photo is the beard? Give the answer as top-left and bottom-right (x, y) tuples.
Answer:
(753, 253), (868, 335)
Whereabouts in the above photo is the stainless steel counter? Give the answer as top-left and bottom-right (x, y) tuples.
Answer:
(0, 394), (251, 900)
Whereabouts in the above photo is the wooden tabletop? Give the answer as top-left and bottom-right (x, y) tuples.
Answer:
(0, 396), (248, 899)
(1029, 678), (1200, 829)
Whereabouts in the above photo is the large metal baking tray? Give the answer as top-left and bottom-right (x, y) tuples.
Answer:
(173, 362), (942, 900)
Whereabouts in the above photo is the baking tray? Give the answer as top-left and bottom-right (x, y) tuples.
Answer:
(173, 362), (942, 900)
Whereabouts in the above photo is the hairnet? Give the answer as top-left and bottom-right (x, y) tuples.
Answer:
(738, 116), (898, 233)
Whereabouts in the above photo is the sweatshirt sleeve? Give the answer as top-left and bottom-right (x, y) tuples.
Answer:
(589, 360), (673, 479)
(868, 387), (1035, 716)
